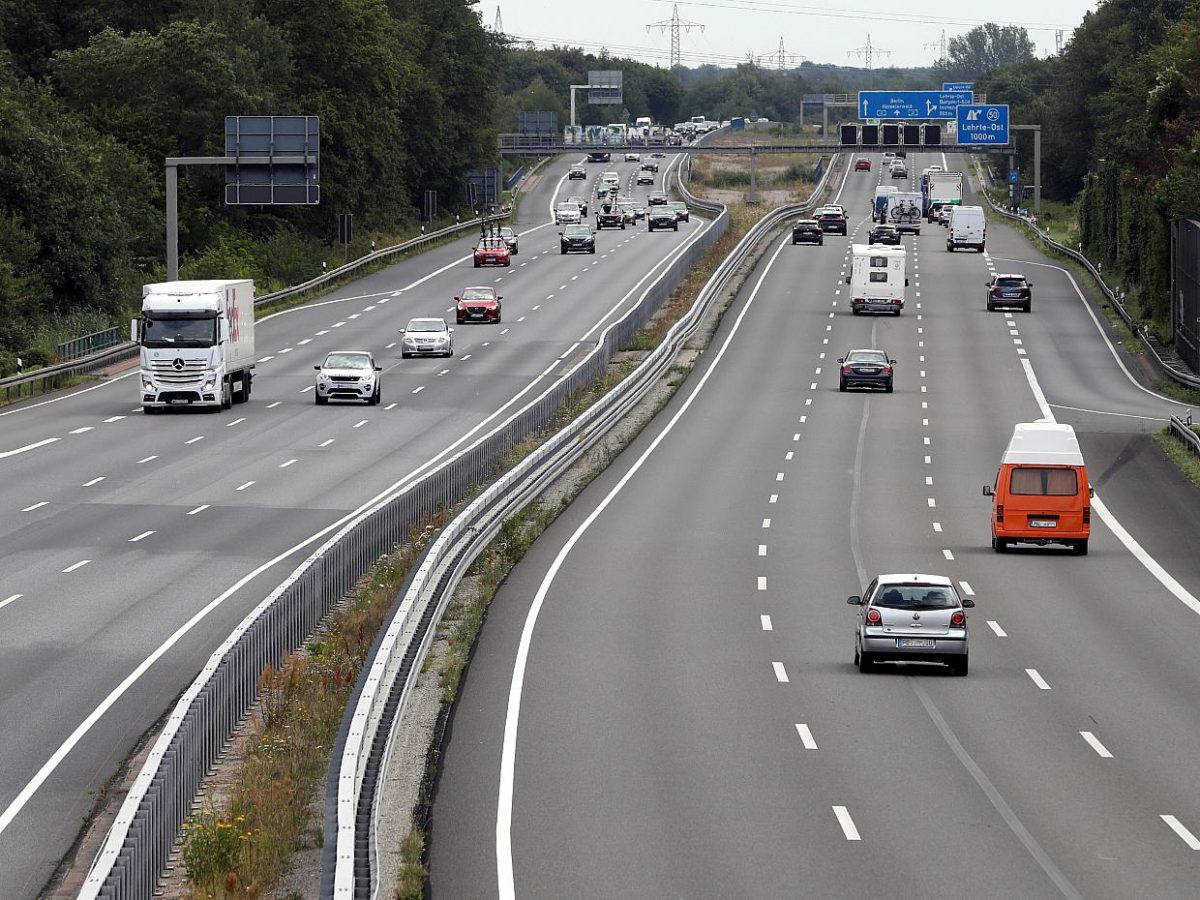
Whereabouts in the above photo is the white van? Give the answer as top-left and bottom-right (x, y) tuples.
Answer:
(845, 244), (908, 315)
(947, 205), (986, 252)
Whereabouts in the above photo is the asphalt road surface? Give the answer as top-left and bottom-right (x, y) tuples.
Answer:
(430, 152), (1200, 899)
(0, 151), (703, 897)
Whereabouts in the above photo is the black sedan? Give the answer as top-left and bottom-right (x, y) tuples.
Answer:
(839, 349), (895, 392)
(559, 224), (596, 254)
(868, 223), (901, 245)
(647, 208), (678, 231)
(792, 219), (823, 245)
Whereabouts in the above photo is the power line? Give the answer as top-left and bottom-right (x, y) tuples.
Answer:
(646, 3), (705, 69)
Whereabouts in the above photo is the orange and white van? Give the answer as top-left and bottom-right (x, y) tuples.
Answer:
(983, 422), (1092, 555)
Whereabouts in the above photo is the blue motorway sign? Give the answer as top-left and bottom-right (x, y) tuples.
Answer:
(942, 82), (974, 91)
(957, 104), (1010, 145)
(859, 90), (974, 120)
(1009, 170), (1020, 184)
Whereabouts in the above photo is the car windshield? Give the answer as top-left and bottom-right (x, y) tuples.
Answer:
(142, 313), (217, 348)
(847, 351), (887, 364)
(564, 225), (590, 236)
(323, 353), (371, 369)
(479, 239), (506, 248)
(461, 288), (494, 301)
(874, 584), (959, 610)
(406, 320), (445, 333)
(498, 228), (515, 239)
(996, 277), (1027, 287)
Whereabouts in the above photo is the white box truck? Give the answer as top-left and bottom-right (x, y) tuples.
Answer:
(947, 205), (987, 252)
(923, 171), (963, 221)
(883, 191), (923, 233)
(135, 279), (255, 413)
(845, 245), (908, 315)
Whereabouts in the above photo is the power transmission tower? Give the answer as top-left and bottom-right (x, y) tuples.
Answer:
(647, 3), (704, 69)
(1055, 30), (1064, 55)
(847, 34), (891, 72)
(493, 6), (503, 33)
(760, 37), (805, 71)
(925, 29), (947, 64)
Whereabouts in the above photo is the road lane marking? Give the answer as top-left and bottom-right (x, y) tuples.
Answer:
(266, 402), (281, 409)
(186, 505), (209, 515)
(833, 806), (861, 840)
(236, 481), (255, 491)
(83, 477), (105, 487)
(1080, 731), (1113, 758)
(1161, 815), (1200, 850)
(354, 420), (368, 428)
(795, 724), (818, 750)
(102, 416), (125, 423)
(62, 560), (91, 573)
(412, 386), (425, 394)
(1, 439), (60, 460)
(927, 498), (936, 507)
(757, 576), (767, 591)
(185, 436), (204, 445)
(959, 581), (975, 596)
(987, 620), (1007, 637)
(1026, 668), (1052, 690)
(385, 403), (398, 410)
(226, 417), (246, 427)
(933, 522), (942, 532)
(137, 456), (157, 465)
(760, 615), (773, 631)
(319, 439), (334, 447)
(301, 386), (314, 393)
(758, 545), (766, 556)
(762, 518), (771, 528)
(70, 427), (93, 434)
(775, 472), (785, 481)
(22, 501), (48, 512)
(772, 661), (789, 683)
(942, 549), (955, 560)
(1, 594), (23, 611)
(128, 531), (154, 543)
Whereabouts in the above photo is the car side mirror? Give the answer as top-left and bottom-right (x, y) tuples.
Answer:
(905, 278), (910, 287)
(498, 296), (503, 300)
(558, 231), (564, 236)
(982, 485), (994, 496)
(962, 598), (976, 608)
(844, 276), (850, 284)
(846, 595), (863, 605)
(313, 365), (321, 371)
(375, 365), (383, 372)
(1089, 487), (1095, 498)
(837, 357), (845, 363)
(889, 359), (897, 365)
(453, 296), (460, 301)
(449, 327), (455, 333)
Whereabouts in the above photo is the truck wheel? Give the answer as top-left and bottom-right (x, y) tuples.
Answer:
(221, 382), (232, 410)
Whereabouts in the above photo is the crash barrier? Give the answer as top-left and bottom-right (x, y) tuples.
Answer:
(1169, 415), (1200, 456)
(56, 327), (124, 363)
(321, 152), (843, 899)
(2, 157), (554, 406)
(76, 152), (723, 900)
(976, 163), (1200, 390)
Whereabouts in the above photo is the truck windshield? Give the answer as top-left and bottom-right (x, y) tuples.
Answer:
(142, 314), (216, 347)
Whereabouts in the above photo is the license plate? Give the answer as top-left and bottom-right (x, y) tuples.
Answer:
(897, 638), (935, 648)
(1030, 519), (1057, 528)
(1003, 292), (1020, 298)
(858, 368), (879, 374)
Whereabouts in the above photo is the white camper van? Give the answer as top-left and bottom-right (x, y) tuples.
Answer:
(947, 205), (987, 253)
(845, 245), (908, 315)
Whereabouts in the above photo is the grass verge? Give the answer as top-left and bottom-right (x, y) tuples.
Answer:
(1154, 426), (1200, 489)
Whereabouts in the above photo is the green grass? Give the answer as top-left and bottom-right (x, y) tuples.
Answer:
(1154, 427), (1200, 489)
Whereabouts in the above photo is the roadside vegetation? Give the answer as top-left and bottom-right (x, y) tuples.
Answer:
(1154, 426), (1200, 490)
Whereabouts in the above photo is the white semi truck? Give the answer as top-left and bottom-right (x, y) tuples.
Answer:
(135, 279), (256, 413)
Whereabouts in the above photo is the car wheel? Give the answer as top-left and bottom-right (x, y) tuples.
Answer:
(893, 309), (901, 316)
(986, 298), (994, 311)
(513, 246), (518, 255)
(792, 239), (798, 245)
(994, 538), (1009, 553)
(473, 260), (480, 268)
(979, 243), (986, 253)
(852, 308), (861, 315)
(495, 314), (501, 324)
(315, 394), (328, 405)
(401, 352), (411, 360)
(1024, 303), (1032, 313)
(1074, 539), (1089, 556)
(561, 247), (567, 254)
(885, 381), (893, 393)
(857, 650), (874, 673)
(839, 379), (847, 392)
(589, 247), (596, 253)
(949, 657), (969, 677)
(142, 405), (158, 415)
(946, 243), (953, 252)
(220, 382), (232, 410)
(368, 390), (379, 406)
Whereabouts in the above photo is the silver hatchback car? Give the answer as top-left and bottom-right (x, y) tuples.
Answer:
(847, 574), (973, 675)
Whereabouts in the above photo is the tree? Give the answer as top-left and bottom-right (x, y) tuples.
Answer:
(937, 24), (1035, 82)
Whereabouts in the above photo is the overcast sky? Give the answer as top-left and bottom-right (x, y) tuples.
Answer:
(489, 0), (1100, 69)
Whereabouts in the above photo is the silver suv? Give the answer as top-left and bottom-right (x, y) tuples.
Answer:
(314, 351), (382, 406)
(847, 574), (973, 675)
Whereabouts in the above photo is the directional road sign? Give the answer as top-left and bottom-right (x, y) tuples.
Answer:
(858, 90), (974, 120)
(942, 82), (974, 92)
(957, 104), (1010, 145)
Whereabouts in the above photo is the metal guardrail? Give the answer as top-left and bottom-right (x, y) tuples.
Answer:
(974, 162), (1200, 390)
(56, 327), (124, 362)
(75, 151), (721, 900)
(2, 157), (554, 406)
(320, 148), (842, 899)
(1169, 415), (1200, 455)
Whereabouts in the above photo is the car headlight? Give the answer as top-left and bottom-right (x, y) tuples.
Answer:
(403, 336), (417, 344)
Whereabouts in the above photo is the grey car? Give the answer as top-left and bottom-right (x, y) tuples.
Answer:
(401, 317), (454, 359)
(847, 574), (973, 675)
(314, 351), (382, 406)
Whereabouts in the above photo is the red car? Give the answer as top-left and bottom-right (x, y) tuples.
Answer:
(456, 286), (502, 324)
(854, 157), (872, 171)
(473, 238), (511, 268)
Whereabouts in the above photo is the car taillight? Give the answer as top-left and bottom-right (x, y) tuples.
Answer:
(842, 365), (853, 374)
(1083, 506), (1091, 525)
(950, 610), (966, 627)
(881, 365), (892, 374)
(865, 608), (882, 625)
(996, 504), (1004, 522)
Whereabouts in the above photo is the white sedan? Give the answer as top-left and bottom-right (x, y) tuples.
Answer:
(401, 318), (454, 359)
(624, 152), (641, 162)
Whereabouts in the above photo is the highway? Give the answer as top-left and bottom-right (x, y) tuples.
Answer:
(0, 151), (704, 896)
(429, 152), (1200, 898)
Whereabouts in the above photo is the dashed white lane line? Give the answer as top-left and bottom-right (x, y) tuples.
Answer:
(1161, 815), (1200, 850)
(833, 806), (861, 841)
(942, 549), (955, 561)
(518, 316), (527, 322)
(959, 580), (975, 596)
(762, 518), (771, 528)
(760, 615), (773, 631)
(278, 348), (293, 354)
(461, 354), (472, 361)
(298, 339), (312, 345)
(319, 439), (334, 447)
(332, 321), (346, 328)
(437, 369), (450, 377)
(412, 386), (426, 395)
(987, 620), (1008, 637)
(102, 416), (125, 424)
(925, 455), (931, 464)
(82, 477), (105, 487)
(796, 724), (818, 750)
(385, 403), (398, 410)
(22, 501), (49, 512)
(775, 472), (785, 482)
(186, 505), (209, 516)
(1080, 731), (1114, 758)
(62, 560), (91, 574)
(300, 386), (315, 394)
(128, 531), (154, 543)
(0, 594), (22, 611)
(69, 427), (93, 435)
(925, 476), (934, 485)
(280, 459), (298, 468)
(927, 498), (936, 508)
(315, 330), (330, 336)
(769, 494), (778, 504)
(353, 420), (368, 429)
(1026, 668), (1052, 690)
(137, 456), (157, 465)
(793, 434), (800, 441)
(347, 314), (360, 320)
(500, 328), (510, 335)
(772, 661), (789, 683)
(235, 481), (255, 492)
(258, 356), (274, 363)
(758, 544), (767, 556)
(932, 522), (943, 532)
(226, 417), (246, 427)
(185, 436), (204, 445)
(757, 576), (767, 591)
(266, 401), (282, 409)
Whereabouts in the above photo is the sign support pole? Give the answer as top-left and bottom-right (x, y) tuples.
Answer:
(1011, 124), (1042, 220)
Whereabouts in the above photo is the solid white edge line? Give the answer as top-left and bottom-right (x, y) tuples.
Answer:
(496, 235), (794, 899)
(833, 805), (861, 841)
(0, 438), (60, 459)
(0, 594), (23, 611)
(1161, 814), (1200, 850)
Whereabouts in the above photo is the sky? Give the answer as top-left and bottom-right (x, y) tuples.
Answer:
(489, 0), (1101, 69)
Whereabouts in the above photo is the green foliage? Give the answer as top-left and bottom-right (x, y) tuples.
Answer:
(936, 24), (1035, 83)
